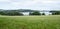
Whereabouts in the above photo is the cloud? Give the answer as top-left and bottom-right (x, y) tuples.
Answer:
(0, 0), (11, 2)
(10, 0), (60, 7)
(0, 0), (60, 10)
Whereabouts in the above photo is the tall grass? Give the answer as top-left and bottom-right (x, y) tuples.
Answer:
(0, 15), (60, 29)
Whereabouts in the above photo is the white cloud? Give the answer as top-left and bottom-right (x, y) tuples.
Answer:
(0, 0), (60, 10)
(10, 0), (37, 7)
(10, 0), (60, 6)
(0, 0), (10, 2)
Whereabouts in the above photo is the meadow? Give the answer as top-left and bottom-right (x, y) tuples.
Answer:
(0, 15), (60, 29)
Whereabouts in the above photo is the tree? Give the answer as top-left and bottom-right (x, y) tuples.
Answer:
(0, 11), (23, 16)
(42, 13), (45, 15)
(50, 10), (60, 15)
(7, 12), (23, 16)
(0, 11), (3, 15)
(29, 11), (41, 15)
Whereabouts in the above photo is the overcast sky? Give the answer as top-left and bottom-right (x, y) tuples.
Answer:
(0, 0), (60, 10)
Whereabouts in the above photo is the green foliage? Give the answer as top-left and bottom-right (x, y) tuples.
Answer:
(0, 11), (23, 16)
(50, 11), (60, 15)
(42, 13), (45, 15)
(29, 11), (41, 15)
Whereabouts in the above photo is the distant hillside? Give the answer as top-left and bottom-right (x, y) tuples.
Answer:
(0, 9), (39, 12)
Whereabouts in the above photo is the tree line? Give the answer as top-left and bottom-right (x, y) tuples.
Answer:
(0, 11), (23, 16)
(0, 11), (45, 16)
(0, 10), (60, 16)
(50, 10), (60, 15)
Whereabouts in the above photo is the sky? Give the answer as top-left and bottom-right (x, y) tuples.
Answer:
(0, 0), (60, 10)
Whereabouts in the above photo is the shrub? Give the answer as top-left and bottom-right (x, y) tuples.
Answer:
(29, 11), (41, 15)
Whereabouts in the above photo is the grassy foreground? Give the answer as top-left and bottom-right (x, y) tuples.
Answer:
(0, 15), (60, 29)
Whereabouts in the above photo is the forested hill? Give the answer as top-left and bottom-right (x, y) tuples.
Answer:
(0, 9), (38, 12)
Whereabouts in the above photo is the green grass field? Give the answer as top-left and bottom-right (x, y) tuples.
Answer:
(0, 15), (60, 29)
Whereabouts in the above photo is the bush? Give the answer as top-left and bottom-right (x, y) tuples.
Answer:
(42, 13), (45, 15)
(29, 11), (41, 15)
(0, 11), (23, 16)
(50, 11), (60, 15)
